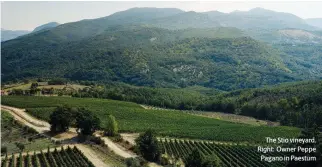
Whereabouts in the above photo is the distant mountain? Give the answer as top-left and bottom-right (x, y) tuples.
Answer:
(147, 11), (219, 29)
(205, 7), (316, 30)
(32, 22), (60, 32)
(247, 28), (322, 44)
(1, 24), (307, 90)
(25, 8), (184, 42)
(306, 18), (322, 29)
(1, 29), (30, 42)
(103, 7), (184, 24)
(2, 7), (322, 90)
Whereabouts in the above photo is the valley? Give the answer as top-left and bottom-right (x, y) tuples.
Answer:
(1, 4), (322, 167)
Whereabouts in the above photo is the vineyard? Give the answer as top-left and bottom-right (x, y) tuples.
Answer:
(1, 96), (300, 143)
(159, 138), (287, 167)
(1, 146), (94, 167)
(1, 111), (57, 154)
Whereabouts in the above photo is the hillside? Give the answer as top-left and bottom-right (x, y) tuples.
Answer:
(147, 11), (219, 29)
(2, 25), (300, 90)
(205, 7), (316, 30)
(246, 28), (322, 44)
(32, 22), (60, 32)
(1, 96), (300, 143)
(2, 7), (322, 91)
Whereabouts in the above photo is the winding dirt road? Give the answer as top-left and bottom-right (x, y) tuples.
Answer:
(1, 105), (137, 160)
(1, 105), (50, 133)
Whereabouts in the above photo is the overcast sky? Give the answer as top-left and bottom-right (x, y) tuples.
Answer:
(1, 1), (322, 31)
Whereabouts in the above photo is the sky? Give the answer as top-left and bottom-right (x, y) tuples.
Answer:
(1, 1), (322, 31)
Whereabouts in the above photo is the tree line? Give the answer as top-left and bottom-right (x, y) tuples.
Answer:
(71, 81), (322, 129)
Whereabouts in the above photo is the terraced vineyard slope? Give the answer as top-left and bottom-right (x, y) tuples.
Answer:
(1, 146), (94, 167)
(159, 138), (287, 167)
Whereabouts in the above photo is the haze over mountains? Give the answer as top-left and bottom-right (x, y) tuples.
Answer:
(2, 7), (322, 90)
(0, 29), (30, 42)
(306, 18), (322, 29)
(1, 22), (60, 41)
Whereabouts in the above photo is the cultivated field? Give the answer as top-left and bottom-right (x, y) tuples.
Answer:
(159, 138), (287, 167)
(2, 96), (300, 143)
(1, 146), (94, 167)
(1, 111), (57, 155)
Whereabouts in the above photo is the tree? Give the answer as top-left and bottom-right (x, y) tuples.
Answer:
(1, 146), (7, 154)
(104, 115), (118, 136)
(185, 149), (203, 167)
(75, 107), (100, 135)
(15, 142), (25, 151)
(202, 154), (222, 167)
(287, 125), (322, 167)
(135, 129), (161, 162)
(49, 105), (74, 132)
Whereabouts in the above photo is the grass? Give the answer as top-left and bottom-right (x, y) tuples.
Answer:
(1, 111), (58, 155)
(3, 83), (32, 91)
(2, 96), (301, 143)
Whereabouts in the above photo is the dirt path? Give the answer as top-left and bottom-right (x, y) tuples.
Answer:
(140, 104), (279, 126)
(1, 105), (50, 127)
(95, 134), (137, 158)
(75, 144), (110, 167)
(1, 108), (50, 133)
(1, 105), (137, 159)
(120, 133), (140, 145)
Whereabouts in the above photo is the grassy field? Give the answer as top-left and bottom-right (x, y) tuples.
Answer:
(2, 96), (300, 143)
(1, 111), (58, 155)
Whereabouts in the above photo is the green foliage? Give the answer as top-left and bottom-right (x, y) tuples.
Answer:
(185, 149), (203, 167)
(75, 107), (100, 136)
(287, 126), (322, 167)
(1, 96), (300, 143)
(49, 105), (75, 132)
(135, 130), (161, 162)
(0, 146), (95, 167)
(26, 107), (55, 122)
(202, 154), (222, 167)
(2, 23), (307, 91)
(104, 115), (118, 136)
(48, 78), (67, 85)
(161, 138), (286, 167)
(1, 146), (7, 155)
(125, 158), (143, 167)
(14, 142), (25, 151)
(1, 111), (57, 154)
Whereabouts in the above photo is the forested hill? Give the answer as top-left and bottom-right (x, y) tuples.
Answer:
(2, 7), (322, 90)
(2, 24), (302, 90)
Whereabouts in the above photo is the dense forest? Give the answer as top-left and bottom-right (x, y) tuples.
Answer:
(2, 7), (322, 90)
(3, 25), (320, 90)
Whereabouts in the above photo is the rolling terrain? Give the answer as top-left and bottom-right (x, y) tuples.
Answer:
(1, 96), (300, 143)
(2, 8), (321, 90)
(1, 6), (322, 167)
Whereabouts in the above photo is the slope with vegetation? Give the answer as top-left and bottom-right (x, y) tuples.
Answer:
(70, 80), (322, 129)
(1, 96), (300, 144)
(2, 8), (322, 90)
(1, 111), (58, 155)
(1, 146), (95, 167)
